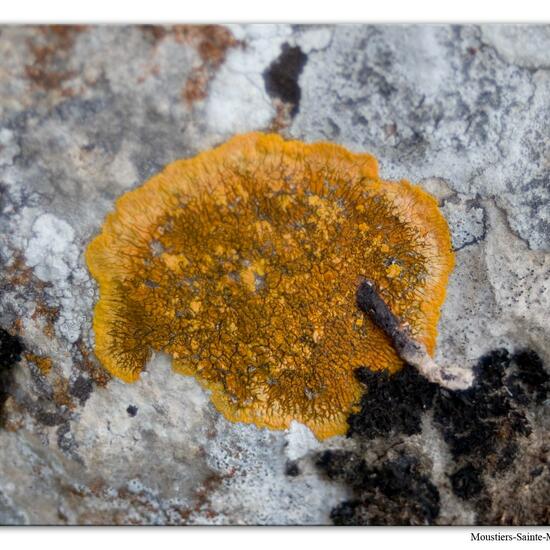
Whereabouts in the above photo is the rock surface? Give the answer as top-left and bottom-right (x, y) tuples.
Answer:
(0, 24), (548, 525)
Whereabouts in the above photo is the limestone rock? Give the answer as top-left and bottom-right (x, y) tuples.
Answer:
(0, 24), (548, 525)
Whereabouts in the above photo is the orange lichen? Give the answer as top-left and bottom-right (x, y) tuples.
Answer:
(75, 338), (111, 387)
(86, 133), (454, 439)
(24, 352), (53, 375)
(32, 301), (60, 339)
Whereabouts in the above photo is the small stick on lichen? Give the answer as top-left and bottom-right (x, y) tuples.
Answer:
(356, 278), (473, 390)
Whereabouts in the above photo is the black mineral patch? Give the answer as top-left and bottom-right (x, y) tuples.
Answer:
(316, 450), (440, 525)
(450, 464), (483, 500)
(69, 375), (93, 405)
(285, 461), (300, 477)
(0, 328), (23, 426)
(433, 349), (538, 465)
(35, 410), (67, 427)
(432, 348), (549, 514)
(0, 328), (23, 369)
(508, 349), (549, 405)
(316, 348), (550, 525)
(347, 364), (436, 439)
(127, 404), (138, 417)
(263, 43), (307, 116)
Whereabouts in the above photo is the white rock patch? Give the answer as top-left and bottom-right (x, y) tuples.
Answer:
(25, 214), (78, 284)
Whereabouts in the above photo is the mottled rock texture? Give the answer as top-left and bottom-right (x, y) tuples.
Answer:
(0, 24), (548, 525)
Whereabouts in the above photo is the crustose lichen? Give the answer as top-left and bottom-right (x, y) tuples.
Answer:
(86, 133), (454, 439)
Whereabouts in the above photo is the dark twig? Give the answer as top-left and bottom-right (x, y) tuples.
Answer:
(356, 278), (473, 389)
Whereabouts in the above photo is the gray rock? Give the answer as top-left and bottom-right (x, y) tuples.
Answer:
(0, 24), (548, 525)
